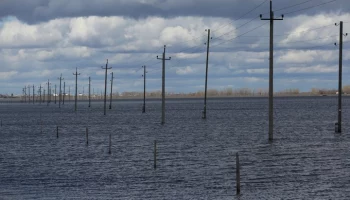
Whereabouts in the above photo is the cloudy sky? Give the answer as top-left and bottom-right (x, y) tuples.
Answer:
(0, 0), (350, 95)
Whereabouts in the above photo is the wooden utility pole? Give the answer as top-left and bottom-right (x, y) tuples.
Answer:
(101, 59), (112, 115)
(335, 21), (347, 133)
(109, 72), (114, 109)
(203, 29), (211, 119)
(260, 0), (284, 141)
(142, 66), (147, 113)
(157, 45), (171, 125)
(73, 68), (81, 112)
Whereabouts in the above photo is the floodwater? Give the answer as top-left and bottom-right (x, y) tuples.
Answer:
(0, 97), (349, 199)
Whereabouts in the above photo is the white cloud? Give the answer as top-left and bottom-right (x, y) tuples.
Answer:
(0, 12), (349, 94)
(175, 66), (195, 75)
(284, 65), (337, 73)
(277, 50), (336, 64)
(246, 69), (268, 74)
(0, 71), (18, 79)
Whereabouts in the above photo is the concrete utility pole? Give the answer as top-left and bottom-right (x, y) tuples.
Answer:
(43, 89), (46, 103)
(88, 77), (91, 107)
(335, 21), (347, 133)
(54, 84), (57, 104)
(101, 59), (112, 115)
(58, 74), (64, 108)
(39, 85), (42, 105)
(109, 72), (114, 109)
(157, 45), (171, 125)
(69, 86), (71, 102)
(83, 86), (85, 100)
(142, 66), (147, 113)
(203, 29), (212, 119)
(63, 82), (66, 105)
(73, 68), (81, 112)
(32, 84), (35, 104)
(24, 86), (27, 103)
(28, 85), (31, 103)
(260, 0), (284, 142)
(46, 79), (50, 105)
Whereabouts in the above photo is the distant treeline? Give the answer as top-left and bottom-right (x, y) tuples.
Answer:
(117, 86), (349, 98)
(4, 86), (350, 100)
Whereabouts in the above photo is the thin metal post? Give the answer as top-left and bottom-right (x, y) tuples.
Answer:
(154, 140), (157, 169)
(236, 152), (240, 194)
(86, 127), (89, 145)
(109, 134), (112, 154)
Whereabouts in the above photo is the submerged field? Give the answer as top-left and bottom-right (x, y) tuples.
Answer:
(0, 97), (349, 199)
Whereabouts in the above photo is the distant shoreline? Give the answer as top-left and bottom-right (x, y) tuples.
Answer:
(0, 94), (347, 103)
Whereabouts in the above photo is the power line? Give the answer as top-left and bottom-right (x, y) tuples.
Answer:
(234, 23), (335, 38)
(283, 0), (337, 15)
(274, 0), (315, 13)
(214, 0), (268, 33)
(213, 17), (260, 40)
(211, 22), (269, 49)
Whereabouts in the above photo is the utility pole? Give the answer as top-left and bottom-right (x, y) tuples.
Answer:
(88, 77), (91, 107)
(28, 86), (30, 103)
(43, 89), (46, 103)
(24, 86), (27, 103)
(32, 84), (35, 104)
(83, 86), (85, 100)
(46, 79), (50, 105)
(22, 88), (24, 103)
(109, 72), (114, 109)
(335, 21), (347, 133)
(203, 29), (212, 119)
(39, 85), (42, 105)
(58, 74), (64, 108)
(101, 59), (112, 115)
(69, 86), (71, 102)
(142, 66), (147, 113)
(63, 82), (66, 105)
(260, 0), (284, 142)
(54, 84), (57, 104)
(157, 45), (171, 125)
(73, 68), (81, 112)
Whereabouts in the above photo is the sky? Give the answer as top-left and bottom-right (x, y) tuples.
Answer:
(0, 0), (350, 95)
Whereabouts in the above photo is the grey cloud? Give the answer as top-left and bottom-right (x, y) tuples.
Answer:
(1, 0), (348, 24)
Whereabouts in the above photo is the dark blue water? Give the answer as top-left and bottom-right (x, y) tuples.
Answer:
(0, 97), (349, 199)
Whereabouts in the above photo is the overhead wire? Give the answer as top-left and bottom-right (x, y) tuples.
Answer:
(282, 0), (337, 15)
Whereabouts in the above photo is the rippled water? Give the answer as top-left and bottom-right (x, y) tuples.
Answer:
(0, 97), (349, 199)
